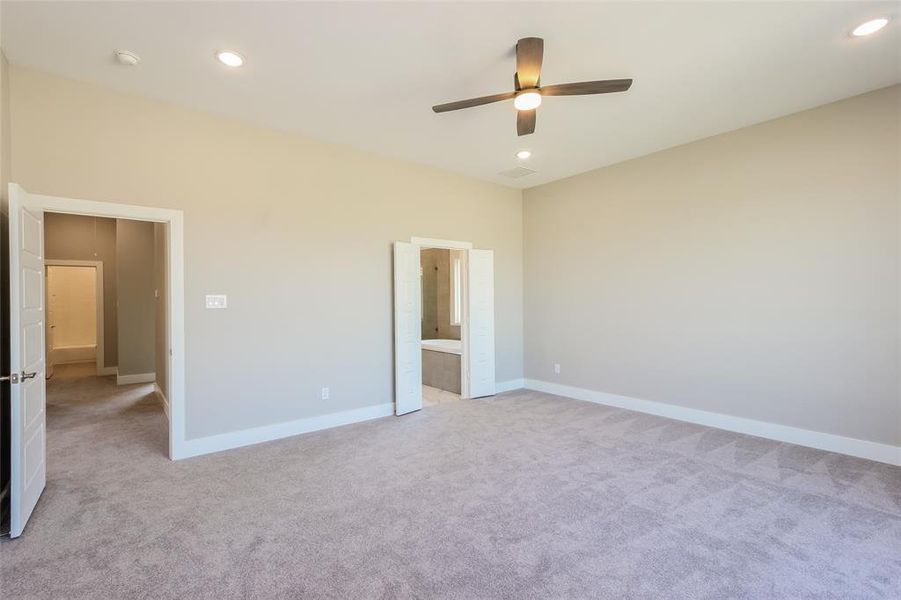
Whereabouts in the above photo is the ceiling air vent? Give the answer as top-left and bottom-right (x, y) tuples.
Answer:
(498, 166), (536, 179)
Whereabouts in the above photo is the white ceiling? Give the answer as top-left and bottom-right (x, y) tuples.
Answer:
(2, 1), (899, 188)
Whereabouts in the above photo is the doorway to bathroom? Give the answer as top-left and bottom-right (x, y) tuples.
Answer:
(392, 237), (496, 415)
(420, 247), (464, 406)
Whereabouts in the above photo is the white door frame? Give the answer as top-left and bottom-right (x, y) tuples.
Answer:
(409, 237), (475, 399)
(44, 260), (105, 375)
(10, 184), (186, 460)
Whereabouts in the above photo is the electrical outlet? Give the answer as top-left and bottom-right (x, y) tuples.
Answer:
(321, 387), (330, 401)
(554, 363), (561, 375)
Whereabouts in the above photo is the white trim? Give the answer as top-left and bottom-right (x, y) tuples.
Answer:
(421, 338), (462, 355)
(450, 253), (462, 326)
(410, 236), (473, 250)
(52, 345), (96, 365)
(463, 249), (495, 398)
(117, 372), (156, 385)
(178, 403), (394, 459)
(495, 379), (524, 394)
(45, 259), (105, 375)
(154, 382), (170, 420)
(14, 184), (186, 461)
(523, 379), (901, 467)
(97, 366), (118, 376)
(460, 250), (470, 398)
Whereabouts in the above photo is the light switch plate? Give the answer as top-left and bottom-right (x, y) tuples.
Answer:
(205, 294), (227, 309)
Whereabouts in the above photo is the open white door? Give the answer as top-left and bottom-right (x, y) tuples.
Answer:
(466, 249), (495, 398)
(393, 241), (422, 415)
(8, 184), (47, 538)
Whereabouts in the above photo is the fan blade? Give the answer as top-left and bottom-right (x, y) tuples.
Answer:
(541, 79), (633, 97)
(432, 91), (516, 113)
(516, 37), (544, 89)
(517, 109), (536, 136)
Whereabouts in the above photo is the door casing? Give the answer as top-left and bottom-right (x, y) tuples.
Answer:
(396, 236), (496, 410)
(7, 184), (186, 462)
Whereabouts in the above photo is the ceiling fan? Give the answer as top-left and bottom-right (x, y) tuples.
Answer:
(432, 37), (633, 136)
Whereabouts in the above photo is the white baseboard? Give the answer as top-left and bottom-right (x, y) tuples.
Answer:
(176, 402), (395, 460)
(97, 366), (118, 376)
(117, 372), (156, 385)
(53, 344), (96, 364)
(153, 383), (170, 420)
(524, 379), (901, 467)
(495, 378), (525, 393)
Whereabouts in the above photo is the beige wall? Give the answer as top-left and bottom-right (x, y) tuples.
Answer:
(44, 213), (118, 367)
(0, 52), (8, 207)
(524, 85), (901, 446)
(9, 67), (524, 440)
(154, 223), (168, 400)
(116, 219), (155, 377)
(0, 51), (10, 502)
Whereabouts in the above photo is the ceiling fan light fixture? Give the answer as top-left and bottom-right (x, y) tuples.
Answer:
(430, 37), (633, 136)
(514, 91), (542, 111)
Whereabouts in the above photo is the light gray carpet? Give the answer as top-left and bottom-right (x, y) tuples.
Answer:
(2, 366), (900, 599)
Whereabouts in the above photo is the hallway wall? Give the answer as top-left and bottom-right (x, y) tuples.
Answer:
(116, 219), (155, 377)
(44, 213), (118, 368)
(154, 223), (169, 402)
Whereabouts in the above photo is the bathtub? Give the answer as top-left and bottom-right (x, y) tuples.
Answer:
(421, 339), (462, 393)
(421, 338), (462, 355)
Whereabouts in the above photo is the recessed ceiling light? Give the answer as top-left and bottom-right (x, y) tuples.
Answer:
(115, 50), (140, 66)
(852, 18), (889, 37)
(514, 91), (542, 111)
(516, 150), (532, 160)
(216, 51), (245, 67)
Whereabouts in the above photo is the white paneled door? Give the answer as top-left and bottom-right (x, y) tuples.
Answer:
(393, 242), (422, 415)
(8, 184), (47, 538)
(466, 249), (495, 398)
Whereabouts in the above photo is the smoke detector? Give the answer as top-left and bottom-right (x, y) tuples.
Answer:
(115, 50), (140, 66)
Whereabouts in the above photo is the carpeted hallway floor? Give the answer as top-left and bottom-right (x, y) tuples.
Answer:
(2, 366), (900, 599)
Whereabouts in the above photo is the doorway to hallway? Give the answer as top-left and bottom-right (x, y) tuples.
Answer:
(6, 184), (185, 538)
